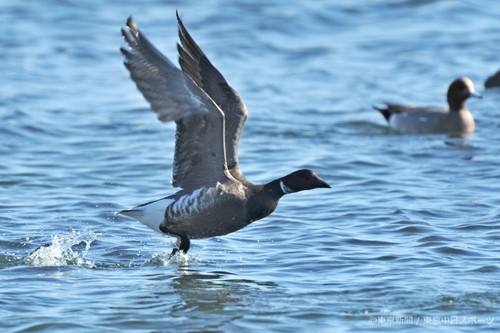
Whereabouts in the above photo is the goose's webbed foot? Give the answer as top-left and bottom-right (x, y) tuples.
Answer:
(160, 224), (190, 259)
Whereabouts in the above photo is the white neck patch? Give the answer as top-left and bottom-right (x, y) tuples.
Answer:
(280, 180), (294, 194)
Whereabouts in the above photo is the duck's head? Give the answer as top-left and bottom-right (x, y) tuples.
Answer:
(280, 169), (331, 194)
(447, 77), (482, 110)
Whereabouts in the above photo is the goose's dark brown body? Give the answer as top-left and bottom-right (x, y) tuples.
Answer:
(118, 13), (330, 256)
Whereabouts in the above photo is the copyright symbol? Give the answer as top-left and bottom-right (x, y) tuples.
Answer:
(369, 317), (378, 325)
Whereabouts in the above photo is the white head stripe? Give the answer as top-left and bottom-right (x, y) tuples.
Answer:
(280, 180), (294, 194)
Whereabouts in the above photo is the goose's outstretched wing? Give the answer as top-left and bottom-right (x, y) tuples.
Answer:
(176, 12), (249, 184)
(121, 17), (231, 191)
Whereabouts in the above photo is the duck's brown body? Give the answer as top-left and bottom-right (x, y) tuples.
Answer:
(375, 77), (481, 134)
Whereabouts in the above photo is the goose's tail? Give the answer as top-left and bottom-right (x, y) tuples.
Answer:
(116, 197), (174, 233)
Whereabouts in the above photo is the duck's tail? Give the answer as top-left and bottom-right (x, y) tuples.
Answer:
(373, 104), (392, 122)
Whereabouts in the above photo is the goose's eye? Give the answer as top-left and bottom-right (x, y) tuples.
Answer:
(457, 83), (466, 90)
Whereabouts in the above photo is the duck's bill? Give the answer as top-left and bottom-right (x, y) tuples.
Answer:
(470, 91), (483, 99)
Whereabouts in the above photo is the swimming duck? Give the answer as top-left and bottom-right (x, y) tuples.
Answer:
(374, 77), (482, 134)
(485, 70), (500, 88)
(118, 13), (330, 256)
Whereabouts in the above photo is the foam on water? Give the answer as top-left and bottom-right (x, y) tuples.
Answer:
(149, 251), (204, 266)
(24, 231), (99, 268)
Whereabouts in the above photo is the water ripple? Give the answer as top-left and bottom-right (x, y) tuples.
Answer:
(1, 0), (500, 332)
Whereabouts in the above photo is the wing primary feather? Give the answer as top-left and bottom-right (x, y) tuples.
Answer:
(175, 12), (249, 184)
(121, 16), (232, 190)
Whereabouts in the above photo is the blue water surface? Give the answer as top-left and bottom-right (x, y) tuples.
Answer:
(1, 0), (499, 332)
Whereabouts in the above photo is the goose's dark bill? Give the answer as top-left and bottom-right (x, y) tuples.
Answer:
(119, 13), (331, 258)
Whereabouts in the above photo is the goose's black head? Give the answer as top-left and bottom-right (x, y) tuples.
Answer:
(280, 169), (331, 194)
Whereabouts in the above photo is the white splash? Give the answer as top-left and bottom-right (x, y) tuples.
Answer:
(149, 248), (203, 266)
(24, 231), (99, 268)
(150, 252), (190, 266)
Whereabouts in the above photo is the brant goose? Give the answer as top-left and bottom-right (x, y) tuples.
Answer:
(118, 13), (330, 256)
(374, 77), (482, 134)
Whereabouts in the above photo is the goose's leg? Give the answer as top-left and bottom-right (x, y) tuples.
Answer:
(170, 245), (179, 257)
(160, 224), (191, 257)
(169, 235), (190, 257)
(177, 234), (190, 254)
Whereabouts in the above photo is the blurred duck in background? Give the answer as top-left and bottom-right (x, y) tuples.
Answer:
(374, 77), (482, 134)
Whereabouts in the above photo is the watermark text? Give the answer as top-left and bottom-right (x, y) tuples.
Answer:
(368, 316), (495, 326)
